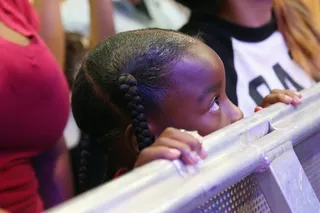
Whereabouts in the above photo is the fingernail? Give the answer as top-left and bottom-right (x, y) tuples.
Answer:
(190, 152), (199, 164)
(255, 107), (262, 112)
(169, 149), (181, 157)
(293, 97), (301, 104)
(199, 149), (207, 159)
(181, 155), (194, 165)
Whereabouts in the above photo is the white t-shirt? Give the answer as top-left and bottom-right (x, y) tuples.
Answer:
(181, 13), (315, 117)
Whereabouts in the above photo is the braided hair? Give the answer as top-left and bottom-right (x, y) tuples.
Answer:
(118, 74), (154, 150)
(72, 29), (196, 193)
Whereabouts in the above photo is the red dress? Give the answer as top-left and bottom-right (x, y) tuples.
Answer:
(0, 1), (70, 212)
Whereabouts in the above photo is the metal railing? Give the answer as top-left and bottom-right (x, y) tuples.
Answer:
(47, 83), (320, 213)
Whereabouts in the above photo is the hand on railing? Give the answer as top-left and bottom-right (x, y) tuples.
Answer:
(255, 89), (302, 112)
(134, 128), (207, 168)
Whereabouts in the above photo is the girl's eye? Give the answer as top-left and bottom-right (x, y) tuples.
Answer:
(209, 96), (220, 113)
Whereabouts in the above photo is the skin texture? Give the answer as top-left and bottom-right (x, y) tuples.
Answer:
(0, 21), (30, 46)
(88, 0), (115, 48)
(157, 40), (243, 136)
(217, 0), (273, 28)
(33, 0), (65, 70)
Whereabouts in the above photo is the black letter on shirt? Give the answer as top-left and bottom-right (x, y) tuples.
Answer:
(249, 76), (271, 105)
(273, 63), (303, 91)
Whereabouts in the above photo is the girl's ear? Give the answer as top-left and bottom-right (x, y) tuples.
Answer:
(125, 120), (159, 153)
(146, 121), (158, 139)
(125, 124), (139, 154)
(146, 112), (169, 139)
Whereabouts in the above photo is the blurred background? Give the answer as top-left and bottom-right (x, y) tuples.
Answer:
(61, 0), (189, 35)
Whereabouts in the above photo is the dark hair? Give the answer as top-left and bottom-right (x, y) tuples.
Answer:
(65, 32), (88, 89)
(72, 28), (197, 193)
(176, 0), (221, 11)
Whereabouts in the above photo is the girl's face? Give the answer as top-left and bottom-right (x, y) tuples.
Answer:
(148, 40), (243, 137)
(118, 40), (243, 168)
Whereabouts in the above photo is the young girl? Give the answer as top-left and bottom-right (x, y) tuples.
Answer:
(71, 28), (301, 193)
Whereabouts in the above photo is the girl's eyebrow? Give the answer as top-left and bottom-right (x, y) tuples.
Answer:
(197, 83), (221, 103)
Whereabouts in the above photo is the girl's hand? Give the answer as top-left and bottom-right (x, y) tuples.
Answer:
(255, 89), (302, 112)
(134, 128), (207, 168)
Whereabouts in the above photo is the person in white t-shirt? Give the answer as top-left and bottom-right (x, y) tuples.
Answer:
(179, 0), (319, 116)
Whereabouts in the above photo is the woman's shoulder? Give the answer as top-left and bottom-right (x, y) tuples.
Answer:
(0, 0), (39, 36)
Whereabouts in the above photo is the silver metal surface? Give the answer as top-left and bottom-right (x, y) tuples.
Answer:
(46, 84), (320, 213)
(257, 147), (320, 213)
(294, 131), (320, 201)
(192, 175), (271, 213)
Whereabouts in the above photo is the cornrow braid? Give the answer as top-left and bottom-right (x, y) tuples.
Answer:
(119, 73), (154, 150)
(75, 131), (119, 194)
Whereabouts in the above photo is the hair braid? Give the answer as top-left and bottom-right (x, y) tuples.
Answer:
(78, 133), (91, 193)
(118, 73), (154, 150)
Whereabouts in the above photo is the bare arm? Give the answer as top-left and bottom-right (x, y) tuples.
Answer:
(89, 0), (115, 48)
(33, 0), (65, 70)
(54, 137), (74, 200)
(33, 137), (74, 209)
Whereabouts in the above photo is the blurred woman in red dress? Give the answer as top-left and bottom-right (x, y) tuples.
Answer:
(0, 0), (72, 212)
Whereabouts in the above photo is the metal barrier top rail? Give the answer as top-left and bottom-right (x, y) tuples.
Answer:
(47, 83), (320, 213)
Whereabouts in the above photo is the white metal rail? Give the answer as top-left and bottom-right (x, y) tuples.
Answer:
(47, 83), (320, 213)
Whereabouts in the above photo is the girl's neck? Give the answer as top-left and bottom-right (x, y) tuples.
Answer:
(216, 0), (273, 28)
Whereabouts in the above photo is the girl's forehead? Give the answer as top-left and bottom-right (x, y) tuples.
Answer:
(171, 42), (224, 83)
(171, 55), (224, 89)
(160, 46), (225, 129)
(189, 40), (223, 68)
(166, 47), (225, 104)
